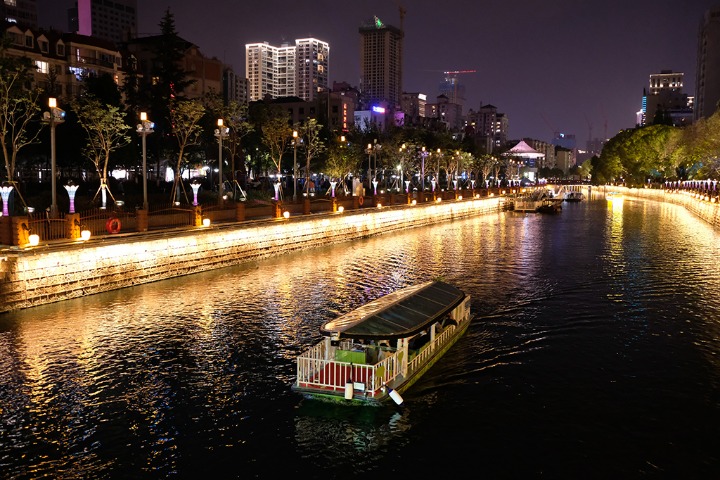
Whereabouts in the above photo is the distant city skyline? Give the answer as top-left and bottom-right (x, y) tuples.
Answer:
(36, 0), (720, 148)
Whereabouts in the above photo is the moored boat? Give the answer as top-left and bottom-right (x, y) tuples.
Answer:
(292, 281), (472, 406)
(564, 191), (584, 202)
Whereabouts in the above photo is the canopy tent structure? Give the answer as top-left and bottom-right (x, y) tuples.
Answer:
(504, 140), (545, 159)
(503, 140), (545, 184)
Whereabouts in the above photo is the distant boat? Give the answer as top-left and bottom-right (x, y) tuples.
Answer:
(536, 199), (563, 214)
(564, 191), (584, 202)
(292, 281), (472, 406)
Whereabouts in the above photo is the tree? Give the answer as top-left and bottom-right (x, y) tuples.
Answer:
(152, 9), (194, 104)
(169, 99), (205, 203)
(476, 154), (496, 188)
(298, 118), (325, 195)
(222, 100), (253, 195)
(73, 96), (131, 208)
(149, 8), (195, 174)
(324, 140), (357, 195)
(0, 38), (44, 186)
(260, 108), (292, 197)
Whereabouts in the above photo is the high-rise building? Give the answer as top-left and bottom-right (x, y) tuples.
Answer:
(359, 16), (403, 109)
(295, 38), (329, 102)
(1, 0), (37, 27)
(695, 7), (720, 120)
(245, 38), (329, 102)
(465, 104), (508, 151)
(68, 0), (137, 45)
(638, 70), (693, 127)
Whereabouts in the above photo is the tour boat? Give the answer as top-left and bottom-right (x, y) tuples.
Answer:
(564, 191), (584, 202)
(292, 281), (472, 406)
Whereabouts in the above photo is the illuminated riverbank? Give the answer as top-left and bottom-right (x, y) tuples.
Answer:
(0, 196), (505, 313)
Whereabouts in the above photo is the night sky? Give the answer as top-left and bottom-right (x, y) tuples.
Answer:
(37, 0), (720, 148)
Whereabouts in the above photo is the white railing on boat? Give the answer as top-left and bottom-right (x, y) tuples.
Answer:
(295, 323), (462, 396)
(407, 323), (456, 373)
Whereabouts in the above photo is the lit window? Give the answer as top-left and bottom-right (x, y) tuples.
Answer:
(35, 60), (49, 74)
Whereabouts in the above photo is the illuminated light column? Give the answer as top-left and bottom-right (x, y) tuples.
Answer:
(136, 112), (154, 210)
(372, 180), (378, 196)
(44, 98), (65, 218)
(214, 119), (229, 205)
(273, 181), (281, 201)
(405, 180), (410, 194)
(0, 183), (13, 216)
(190, 180), (201, 206)
(330, 181), (337, 198)
(64, 182), (79, 213)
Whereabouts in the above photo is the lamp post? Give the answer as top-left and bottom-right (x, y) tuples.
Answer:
(293, 130), (298, 202)
(420, 147), (426, 193)
(44, 98), (65, 218)
(136, 112), (154, 210)
(367, 143), (372, 189)
(214, 119), (229, 205)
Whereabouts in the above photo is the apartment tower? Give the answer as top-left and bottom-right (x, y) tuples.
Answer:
(68, 0), (137, 45)
(695, 7), (720, 120)
(359, 16), (403, 109)
(1, 0), (37, 27)
(246, 38), (329, 102)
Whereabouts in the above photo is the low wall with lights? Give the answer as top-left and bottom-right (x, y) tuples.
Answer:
(591, 185), (720, 229)
(0, 196), (505, 313)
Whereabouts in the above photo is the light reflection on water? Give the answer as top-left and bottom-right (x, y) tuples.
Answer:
(1, 199), (720, 477)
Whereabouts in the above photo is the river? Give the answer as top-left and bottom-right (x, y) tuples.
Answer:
(1, 196), (719, 478)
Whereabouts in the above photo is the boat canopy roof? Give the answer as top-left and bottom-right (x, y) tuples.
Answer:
(320, 281), (466, 340)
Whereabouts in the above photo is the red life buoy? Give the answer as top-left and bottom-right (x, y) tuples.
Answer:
(106, 217), (121, 234)
(358, 196), (364, 206)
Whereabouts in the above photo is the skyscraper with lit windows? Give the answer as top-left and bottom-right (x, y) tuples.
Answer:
(359, 16), (403, 109)
(245, 38), (329, 102)
(695, 7), (720, 120)
(1, 0), (37, 27)
(68, 0), (137, 45)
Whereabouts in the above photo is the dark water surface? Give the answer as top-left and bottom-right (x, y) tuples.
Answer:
(1, 197), (720, 479)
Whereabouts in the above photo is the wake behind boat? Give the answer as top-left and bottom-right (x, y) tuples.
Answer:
(292, 281), (472, 406)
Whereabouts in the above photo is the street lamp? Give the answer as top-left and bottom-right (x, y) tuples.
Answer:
(367, 143), (372, 189)
(293, 130), (298, 202)
(43, 97), (65, 218)
(136, 112), (154, 210)
(214, 119), (229, 205)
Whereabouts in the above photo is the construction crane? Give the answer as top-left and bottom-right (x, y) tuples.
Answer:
(442, 69), (476, 104)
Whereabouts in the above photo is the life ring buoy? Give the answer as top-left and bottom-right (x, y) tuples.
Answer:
(106, 217), (121, 234)
(358, 196), (364, 206)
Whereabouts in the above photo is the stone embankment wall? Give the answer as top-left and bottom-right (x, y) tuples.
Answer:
(0, 197), (505, 313)
(590, 185), (720, 229)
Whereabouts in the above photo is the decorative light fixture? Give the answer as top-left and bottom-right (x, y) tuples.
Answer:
(28, 234), (40, 246)
(202, 218), (211, 227)
(337, 206), (344, 213)
(81, 230), (91, 241)
(283, 211), (290, 219)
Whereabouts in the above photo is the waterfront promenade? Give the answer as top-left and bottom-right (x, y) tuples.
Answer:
(2, 184), (717, 315)
(0, 195), (506, 313)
